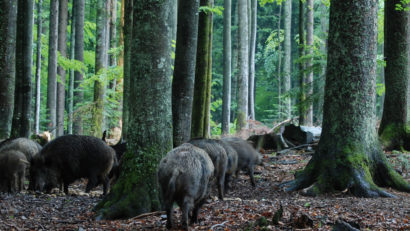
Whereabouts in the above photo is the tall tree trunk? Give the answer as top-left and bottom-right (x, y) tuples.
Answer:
(378, 0), (410, 150)
(283, 0), (292, 119)
(222, 0), (232, 136)
(0, 0), (17, 138)
(92, 0), (108, 137)
(118, 0), (124, 67)
(47, 0), (59, 137)
(57, 0), (68, 137)
(191, 0), (214, 138)
(108, 0), (117, 91)
(277, 4), (282, 121)
(67, 0), (75, 134)
(298, 0), (306, 125)
(11, 0), (34, 138)
(34, 0), (42, 135)
(305, 0), (314, 125)
(95, 0), (174, 219)
(73, 0), (84, 135)
(248, 0), (257, 120)
(284, 0), (409, 197)
(121, 0), (133, 141)
(231, 0), (239, 121)
(236, 0), (249, 131)
(172, 0), (200, 146)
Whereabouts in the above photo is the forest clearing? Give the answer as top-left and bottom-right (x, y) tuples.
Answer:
(0, 146), (409, 230)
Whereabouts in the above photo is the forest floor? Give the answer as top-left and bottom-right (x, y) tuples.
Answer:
(0, 148), (409, 230)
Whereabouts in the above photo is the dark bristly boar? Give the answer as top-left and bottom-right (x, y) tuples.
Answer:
(0, 150), (29, 193)
(222, 137), (262, 187)
(213, 139), (238, 192)
(30, 135), (116, 195)
(188, 138), (228, 200)
(158, 143), (214, 230)
(0, 138), (42, 162)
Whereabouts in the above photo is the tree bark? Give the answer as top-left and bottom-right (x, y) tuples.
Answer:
(248, 0), (257, 121)
(277, 4), (282, 121)
(34, 0), (42, 135)
(191, 0), (214, 139)
(57, 0), (68, 136)
(298, 0), (306, 125)
(304, 0), (313, 126)
(92, 0), (108, 137)
(378, 0), (410, 150)
(73, 0), (84, 135)
(47, 0), (59, 137)
(283, 0), (292, 119)
(95, 0), (174, 219)
(11, 0), (34, 138)
(222, 0), (232, 136)
(108, 0), (117, 91)
(172, 0), (200, 146)
(284, 0), (409, 197)
(67, 0), (75, 134)
(0, 0), (17, 138)
(236, 0), (249, 131)
(121, 0), (133, 141)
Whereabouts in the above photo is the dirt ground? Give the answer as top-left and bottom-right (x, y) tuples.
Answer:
(0, 149), (409, 230)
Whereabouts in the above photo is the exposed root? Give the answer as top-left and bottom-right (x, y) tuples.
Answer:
(349, 169), (396, 198)
(376, 161), (410, 193)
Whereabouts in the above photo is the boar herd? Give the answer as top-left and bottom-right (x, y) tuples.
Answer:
(0, 135), (119, 195)
(158, 137), (262, 230)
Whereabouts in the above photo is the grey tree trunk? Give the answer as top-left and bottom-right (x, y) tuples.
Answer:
(231, 0), (239, 121)
(283, 0), (292, 119)
(172, 0), (200, 146)
(248, 0), (256, 121)
(67, 1), (75, 134)
(222, 0), (232, 136)
(11, 0), (34, 138)
(95, 0), (174, 219)
(0, 0), (17, 138)
(57, 0), (68, 136)
(285, 0), (409, 197)
(108, 0), (117, 91)
(298, 0), (306, 125)
(277, 4), (282, 120)
(73, 0), (84, 135)
(305, 0), (313, 125)
(47, 0), (59, 137)
(34, 0), (42, 134)
(378, 0), (410, 150)
(236, 0), (249, 131)
(92, 0), (108, 137)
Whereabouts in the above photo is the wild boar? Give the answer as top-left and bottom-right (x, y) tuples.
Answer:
(0, 150), (29, 193)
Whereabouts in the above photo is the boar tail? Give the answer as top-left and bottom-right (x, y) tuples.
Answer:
(168, 168), (180, 199)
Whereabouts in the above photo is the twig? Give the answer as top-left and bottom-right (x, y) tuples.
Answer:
(211, 221), (229, 230)
(131, 211), (165, 220)
(278, 144), (312, 155)
(268, 118), (292, 134)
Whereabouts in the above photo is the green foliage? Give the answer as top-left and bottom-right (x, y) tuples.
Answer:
(199, 6), (224, 16)
(395, 0), (410, 11)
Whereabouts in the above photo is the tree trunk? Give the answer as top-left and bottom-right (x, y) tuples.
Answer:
(11, 0), (34, 138)
(108, 0), (117, 91)
(47, 0), (59, 137)
(191, 0), (214, 139)
(118, 0), (124, 67)
(95, 0), (174, 219)
(283, 0), (292, 119)
(121, 0), (133, 141)
(67, 0), (75, 134)
(172, 0), (200, 146)
(34, 0), (42, 135)
(231, 0), (239, 122)
(236, 0), (249, 131)
(92, 0), (108, 137)
(0, 0), (17, 138)
(298, 0), (305, 125)
(222, 0), (232, 136)
(248, 0), (256, 121)
(73, 0), (84, 135)
(277, 4), (282, 121)
(284, 0), (409, 197)
(57, 0), (68, 137)
(304, 0), (313, 126)
(378, 0), (410, 150)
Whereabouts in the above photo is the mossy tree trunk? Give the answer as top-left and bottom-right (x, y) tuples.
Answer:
(222, 0), (232, 136)
(284, 0), (410, 197)
(11, 0), (34, 138)
(378, 0), (410, 151)
(172, 0), (200, 147)
(304, 0), (313, 126)
(191, 0), (213, 139)
(0, 0), (17, 139)
(95, 0), (174, 219)
(298, 0), (306, 125)
(236, 0), (249, 131)
(92, 0), (108, 138)
(283, 0), (291, 120)
(57, 0), (68, 137)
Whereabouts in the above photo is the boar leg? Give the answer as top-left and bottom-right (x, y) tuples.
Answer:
(181, 197), (194, 230)
(248, 166), (256, 187)
(85, 176), (98, 193)
(190, 198), (206, 224)
(165, 201), (174, 229)
(224, 173), (231, 193)
(100, 175), (110, 195)
(217, 173), (225, 200)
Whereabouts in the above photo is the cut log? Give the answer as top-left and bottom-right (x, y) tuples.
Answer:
(283, 124), (321, 145)
(247, 133), (287, 151)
